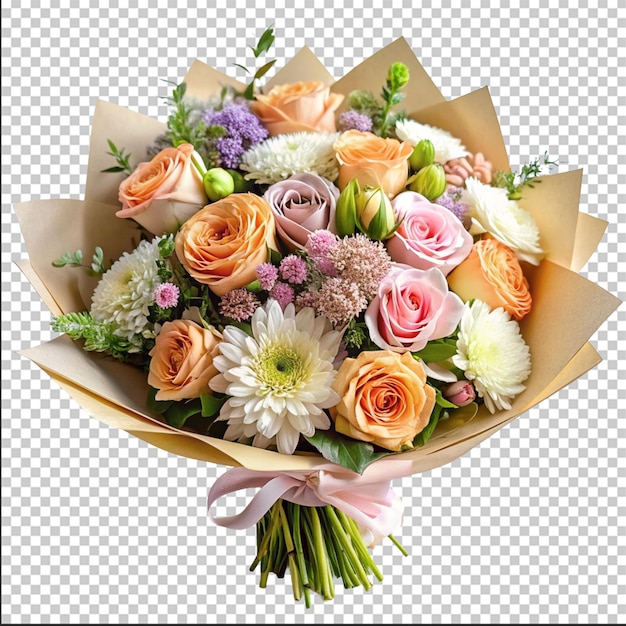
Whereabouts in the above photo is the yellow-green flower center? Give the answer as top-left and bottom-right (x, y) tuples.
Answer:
(254, 345), (306, 395)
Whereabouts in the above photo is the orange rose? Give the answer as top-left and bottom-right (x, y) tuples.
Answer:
(148, 319), (221, 401)
(446, 238), (532, 320)
(333, 130), (413, 198)
(250, 81), (344, 136)
(175, 193), (278, 297)
(117, 143), (207, 235)
(330, 351), (436, 452)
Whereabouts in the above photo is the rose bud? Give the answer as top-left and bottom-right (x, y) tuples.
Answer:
(335, 177), (359, 236)
(407, 163), (447, 201)
(442, 380), (476, 407)
(409, 138), (435, 172)
(203, 167), (235, 201)
(355, 186), (399, 241)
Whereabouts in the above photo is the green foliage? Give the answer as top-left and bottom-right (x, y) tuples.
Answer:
(236, 26), (276, 100)
(52, 246), (107, 276)
(345, 62), (410, 137)
(51, 311), (135, 360)
(305, 428), (391, 475)
(101, 140), (133, 174)
(412, 338), (458, 363)
(492, 152), (559, 200)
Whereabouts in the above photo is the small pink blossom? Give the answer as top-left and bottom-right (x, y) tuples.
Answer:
(279, 255), (308, 284)
(442, 380), (476, 407)
(154, 282), (180, 309)
(219, 288), (261, 322)
(256, 262), (279, 291)
(269, 282), (295, 308)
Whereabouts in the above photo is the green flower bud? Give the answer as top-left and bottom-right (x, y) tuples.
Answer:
(336, 178), (360, 236)
(355, 186), (398, 241)
(387, 62), (410, 91)
(409, 139), (435, 172)
(226, 169), (252, 193)
(203, 167), (235, 201)
(407, 163), (447, 201)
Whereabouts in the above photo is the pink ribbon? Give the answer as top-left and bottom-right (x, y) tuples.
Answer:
(207, 459), (413, 545)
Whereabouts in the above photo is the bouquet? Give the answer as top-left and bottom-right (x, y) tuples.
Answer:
(15, 32), (620, 607)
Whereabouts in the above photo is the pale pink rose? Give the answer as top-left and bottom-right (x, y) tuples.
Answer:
(386, 191), (473, 276)
(117, 143), (207, 235)
(364, 265), (464, 353)
(264, 173), (339, 250)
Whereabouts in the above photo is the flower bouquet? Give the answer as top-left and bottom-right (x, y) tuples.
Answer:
(14, 32), (620, 606)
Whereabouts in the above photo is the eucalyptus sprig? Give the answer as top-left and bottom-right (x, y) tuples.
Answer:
(101, 140), (133, 174)
(52, 246), (107, 276)
(234, 26), (277, 100)
(492, 152), (559, 201)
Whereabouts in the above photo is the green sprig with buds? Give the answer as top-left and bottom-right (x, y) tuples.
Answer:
(492, 152), (559, 201)
(379, 62), (410, 138)
(52, 246), (107, 276)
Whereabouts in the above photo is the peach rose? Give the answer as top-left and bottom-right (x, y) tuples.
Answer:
(175, 193), (278, 297)
(446, 238), (532, 320)
(148, 319), (221, 401)
(330, 351), (436, 452)
(250, 81), (344, 136)
(333, 130), (413, 198)
(117, 143), (207, 235)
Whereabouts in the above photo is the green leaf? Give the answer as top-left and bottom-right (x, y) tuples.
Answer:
(253, 59), (277, 81)
(200, 393), (226, 418)
(305, 429), (392, 475)
(101, 166), (126, 173)
(268, 247), (283, 265)
(413, 404), (442, 448)
(435, 388), (458, 409)
(233, 63), (250, 74)
(163, 398), (203, 428)
(146, 386), (173, 415)
(242, 82), (255, 100)
(412, 339), (457, 363)
(252, 26), (275, 57)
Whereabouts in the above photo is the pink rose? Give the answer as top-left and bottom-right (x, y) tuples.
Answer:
(264, 173), (339, 250)
(386, 191), (473, 276)
(364, 265), (464, 352)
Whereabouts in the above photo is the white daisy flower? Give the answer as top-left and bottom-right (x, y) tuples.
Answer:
(395, 119), (469, 163)
(91, 236), (167, 340)
(209, 299), (343, 455)
(239, 132), (340, 186)
(452, 300), (531, 413)
(463, 177), (544, 265)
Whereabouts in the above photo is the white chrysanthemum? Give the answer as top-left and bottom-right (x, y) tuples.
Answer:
(209, 299), (343, 455)
(463, 177), (544, 265)
(91, 236), (165, 340)
(395, 119), (469, 163)
(239, 132), (340, 185)
(452, 300), (531, 413)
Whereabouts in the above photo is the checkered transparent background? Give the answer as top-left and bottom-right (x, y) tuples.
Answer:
(2, 1), (624, 623)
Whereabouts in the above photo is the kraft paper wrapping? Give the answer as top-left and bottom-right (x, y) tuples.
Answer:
(15, 39), (621, 475)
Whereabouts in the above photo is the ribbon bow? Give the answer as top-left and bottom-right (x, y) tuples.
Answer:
(207, 459), (413, 546)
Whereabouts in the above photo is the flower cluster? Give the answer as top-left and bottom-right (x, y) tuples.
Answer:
(43, 32), (579, 605)
(53, 60), (549, 462)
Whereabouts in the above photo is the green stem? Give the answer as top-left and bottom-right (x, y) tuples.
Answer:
(309, 507), (334, 601)
(388, 533), (409, 557)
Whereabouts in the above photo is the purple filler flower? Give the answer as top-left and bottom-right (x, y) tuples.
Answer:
(154, 283), (180, 309)
(202, 103), (268, 169)
(339, 110), (373, 133)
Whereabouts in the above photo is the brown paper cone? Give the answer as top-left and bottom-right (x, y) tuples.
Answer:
(14, 38), (621, 475)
